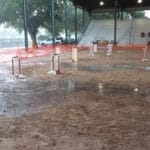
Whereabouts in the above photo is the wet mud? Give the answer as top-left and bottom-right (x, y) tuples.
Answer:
(0, 50), (150, 150)
(0, 75), (149, 116)
(62, 62), (149, 72)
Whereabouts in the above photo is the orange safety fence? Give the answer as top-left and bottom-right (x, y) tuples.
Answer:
(0, 44), (88, 63)
(113, 44), (148, 51)
(0, 43), (149, 63)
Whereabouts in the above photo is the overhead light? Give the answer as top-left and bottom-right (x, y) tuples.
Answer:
(99, 1), (104, 6)
(137, 0), (142, 4)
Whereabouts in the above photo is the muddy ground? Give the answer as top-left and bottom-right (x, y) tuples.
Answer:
(0, 49), (150, 150)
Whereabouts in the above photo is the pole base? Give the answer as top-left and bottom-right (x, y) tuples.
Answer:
(48, 70), (56, 75)
(56, 69), (61, 75)
(88, 53), (94, 56)
(106, 53), (111, 56)
(141, 59), (148, 62)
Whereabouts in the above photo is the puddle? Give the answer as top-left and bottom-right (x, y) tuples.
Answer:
(101, 83), (135, 96)
(145, 66), (150, 71)
(0, 63), (149, 116)
(79, 64), (144, 72)
(0, 77), (149, 116)
(0, 79), (99, 116)
(0, 79), (95, 116)
(62, 63), (143, 72)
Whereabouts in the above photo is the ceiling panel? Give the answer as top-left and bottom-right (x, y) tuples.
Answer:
(74, 0), (150, 11)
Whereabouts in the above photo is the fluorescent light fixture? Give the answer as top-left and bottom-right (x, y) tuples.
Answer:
(99, 1), (104, 6)
(137, 0), (142, 4)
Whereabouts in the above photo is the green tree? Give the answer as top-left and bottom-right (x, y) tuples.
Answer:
(0, 0), (53, 46)
(44, 0), (90, 41)
(60, 0), (90, 40)
(26, 0), (49, 46)
(91, 10), (145, 20)
(0, 0), (90, 46)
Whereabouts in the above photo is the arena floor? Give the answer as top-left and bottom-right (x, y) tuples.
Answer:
(0, 48), (150, 150)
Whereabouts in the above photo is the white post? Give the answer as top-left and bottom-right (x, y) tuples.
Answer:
(55, 46), (60, 54)
(53, 54), (61, 74)
(106, 42), (113, 56)
(49, 47), (56, 75)
(141, 46), (148, 61)
(12, 56), (21, 77)
(93, 43), (97, 53)
(72, 47), (78, 62)
(89, 43), (94, 56)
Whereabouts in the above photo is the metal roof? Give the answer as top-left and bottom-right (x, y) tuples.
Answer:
(74, 0), (150, 11)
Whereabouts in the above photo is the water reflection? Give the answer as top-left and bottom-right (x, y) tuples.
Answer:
(62, 63), (145, 72)
(0, 79), (149, 116)
(79, 64), (143, 72)
(0, 80), (77, 116)
(145, 66), (150, 71)
(98, 83), (103, 94)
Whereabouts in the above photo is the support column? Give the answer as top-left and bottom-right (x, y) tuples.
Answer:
(89, 9), (92, 22)
(82, 7), (85, 31)
(114, 0), (117, 46)
(51, 0), (55, 44)
(121, 10), (123, 20)
(23, 0), (28, 51)
(64, 0), (67, 42)
(74, 0), (77, 44)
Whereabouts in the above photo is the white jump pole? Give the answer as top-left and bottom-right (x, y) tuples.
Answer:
(72, 47), (78, 62)
(141, 46), (148, 61)
(49, 45), (56, 75)
(12, 56), (21, 77)
(89, 43), (94, 56)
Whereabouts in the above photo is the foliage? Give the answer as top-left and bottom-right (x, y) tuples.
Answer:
(128, 11), (145, 18)
(91, 10), (145, 20)
(0, 0), (50, 45)
(0, 0), (65, 46)
(0, 0), (146, 36)
(0, 0), (89, 45)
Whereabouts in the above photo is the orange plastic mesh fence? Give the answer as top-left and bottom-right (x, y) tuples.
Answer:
(0, 44), (148, 63)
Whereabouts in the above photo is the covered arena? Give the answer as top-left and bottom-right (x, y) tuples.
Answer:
(0, 0), (150, 150)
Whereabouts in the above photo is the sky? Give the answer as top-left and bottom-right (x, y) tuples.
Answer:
(0, 24), (24, 39)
